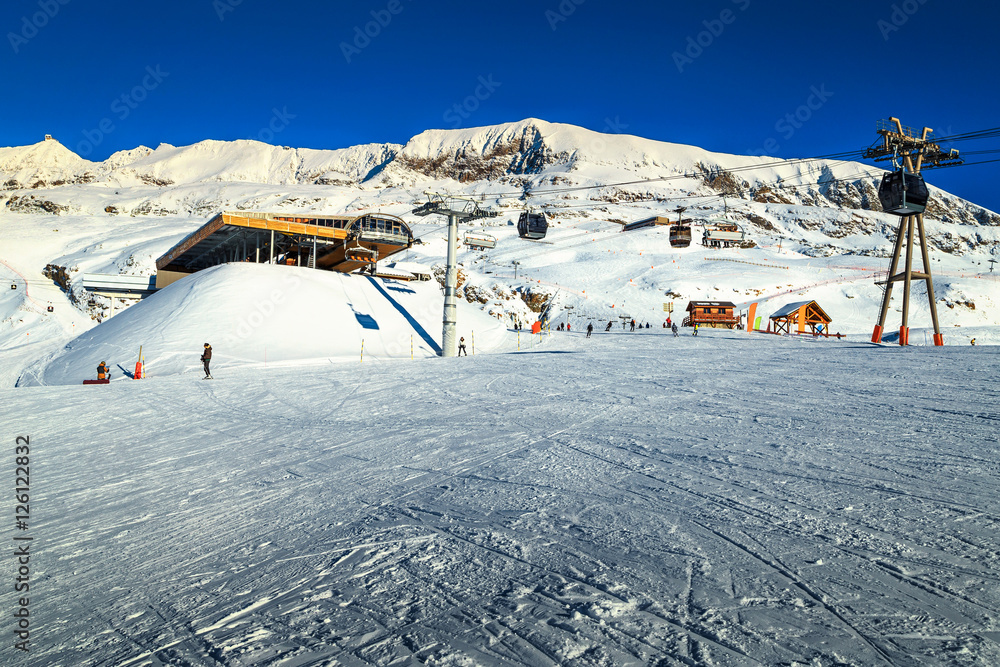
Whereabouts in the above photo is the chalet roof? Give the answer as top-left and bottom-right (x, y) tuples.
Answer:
(686, 300), (736, 310)
(769, 301), (812, 318)
(769, 300), (832, 323)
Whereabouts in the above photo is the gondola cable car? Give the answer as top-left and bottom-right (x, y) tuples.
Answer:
(877, 167), (929, 216)
(669, 206), (691, 248)
(517, 208), (548, 240)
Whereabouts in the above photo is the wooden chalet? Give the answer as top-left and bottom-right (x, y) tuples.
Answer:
(683, 301), (740, 329)
(769, 300), (832, 336)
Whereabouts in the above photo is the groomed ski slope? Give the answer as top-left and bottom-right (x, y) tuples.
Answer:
(7, 330), (999, 666)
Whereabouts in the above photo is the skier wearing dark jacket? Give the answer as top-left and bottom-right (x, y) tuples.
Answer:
(201, 343), (213, 379)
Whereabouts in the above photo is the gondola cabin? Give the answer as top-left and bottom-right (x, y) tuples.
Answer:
(682, 301), (740, 329)
(517, 211), (548, 240)
(669, 224), (692, 248)
(878, 171), (929, 215)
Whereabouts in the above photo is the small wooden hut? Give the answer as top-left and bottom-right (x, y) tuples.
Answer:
(769, 300), (832, 336)
(683, 301), (740, 329)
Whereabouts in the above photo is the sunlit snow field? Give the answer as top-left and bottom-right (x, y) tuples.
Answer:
(5, 329), (999, 666)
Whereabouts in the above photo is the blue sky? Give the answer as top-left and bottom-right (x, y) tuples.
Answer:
(2, 0), (998, 211)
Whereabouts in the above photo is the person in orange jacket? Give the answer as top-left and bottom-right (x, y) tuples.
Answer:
(97, 361), (108, 380)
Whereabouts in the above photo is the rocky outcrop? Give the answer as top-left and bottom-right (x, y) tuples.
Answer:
(6, 195), (69, 215)
(396, 126), (566, 183)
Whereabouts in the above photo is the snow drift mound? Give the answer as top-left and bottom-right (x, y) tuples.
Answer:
(17, 263), (511, 386)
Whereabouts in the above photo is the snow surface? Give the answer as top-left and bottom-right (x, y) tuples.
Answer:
(15, 264), (511, 387)
(4, 330), (1000, 665)
(2, 119), (999, 664)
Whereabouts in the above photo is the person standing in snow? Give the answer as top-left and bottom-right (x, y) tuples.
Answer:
(671, 323), (679, 337)
(458, 337), (468, 356)
(201, 343), (213, 379)
(586, 322), (593, 338)
(971, 338), (976, 346)
(566, 322), (571, 332)
(630, 319), (636, 332)
(605, 321), (613, 332)
(692, 323), (699, 337)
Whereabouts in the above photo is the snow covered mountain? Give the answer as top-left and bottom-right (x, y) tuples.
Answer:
(1, 118), (997, 386)
(3, 118), (997, 221)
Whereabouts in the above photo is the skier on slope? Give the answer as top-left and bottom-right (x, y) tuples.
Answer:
(201, 343), (213, 379)
(605, 321), (613, 332)
(671, 323), (679, 337)
(586, 322), (593, 338)
(692, 323), (699, 337)
(458, 337), (468, 356)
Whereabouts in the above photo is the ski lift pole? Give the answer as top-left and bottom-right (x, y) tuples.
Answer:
(442, 213), (459, 357)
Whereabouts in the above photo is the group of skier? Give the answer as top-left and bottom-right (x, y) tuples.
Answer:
(95, 313), (702, 381)
(94, 343), (213, 382)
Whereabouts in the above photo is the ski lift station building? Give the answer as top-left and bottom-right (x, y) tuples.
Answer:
(155, 211), (416, 288)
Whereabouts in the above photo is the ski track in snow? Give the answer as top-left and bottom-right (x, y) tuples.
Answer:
(3, 331), (1000, 666)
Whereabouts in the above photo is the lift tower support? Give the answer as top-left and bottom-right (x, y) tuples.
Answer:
(864, 117), (962, 346)
(412, 193), (497, 357)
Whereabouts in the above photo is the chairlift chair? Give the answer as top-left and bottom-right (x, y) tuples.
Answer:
(878, 170), (929, 215)
(702, 220), (745, 248)
(345, 244), (377, 263)
(463, 232), (497, 250)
